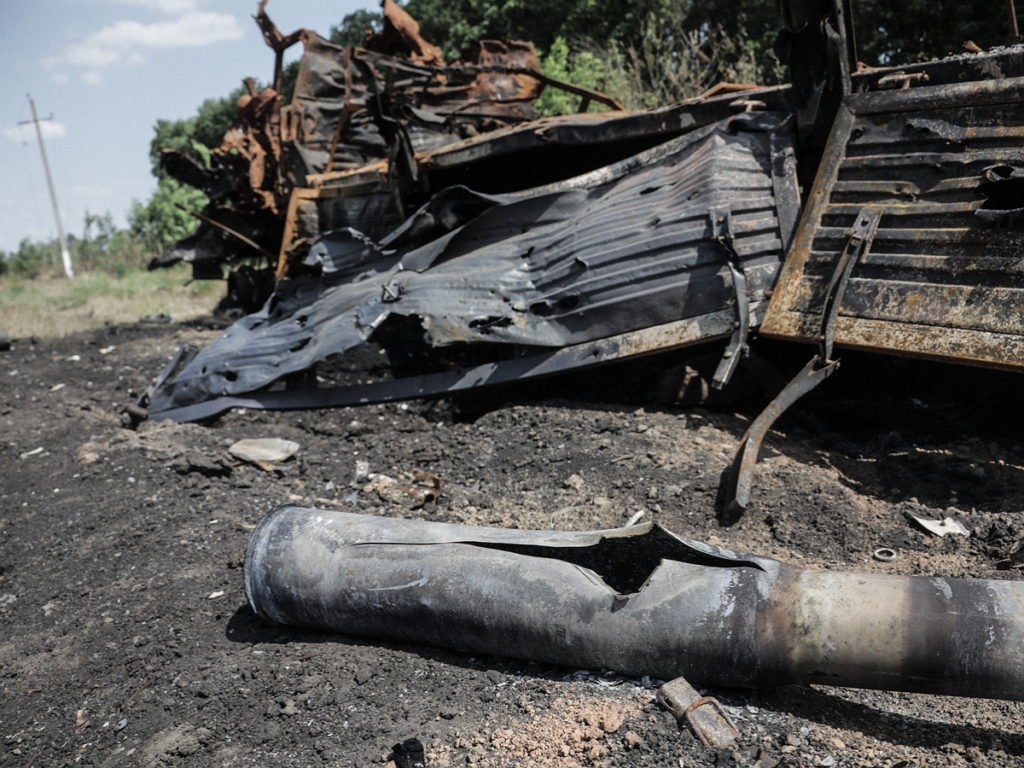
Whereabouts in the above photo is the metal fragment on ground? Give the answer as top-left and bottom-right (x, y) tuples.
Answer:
(657, 675), (740, 749)
(906, 511), (970, 538)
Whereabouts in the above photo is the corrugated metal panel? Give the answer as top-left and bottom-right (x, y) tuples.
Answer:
(761, 68), (1024, 370)
(148, 115), (799, 418)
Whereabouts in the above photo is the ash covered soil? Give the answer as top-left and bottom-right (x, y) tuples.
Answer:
(2, 319), (1023, 768)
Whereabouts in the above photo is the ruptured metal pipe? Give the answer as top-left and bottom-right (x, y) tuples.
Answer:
(245, 507), (1024, 700)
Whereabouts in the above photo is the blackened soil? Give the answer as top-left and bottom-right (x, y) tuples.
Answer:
(1, 321), (1022, 767)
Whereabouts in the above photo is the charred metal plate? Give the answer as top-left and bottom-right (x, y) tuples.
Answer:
(148, 115), (799, 420)
(761, 63), (1024, 371)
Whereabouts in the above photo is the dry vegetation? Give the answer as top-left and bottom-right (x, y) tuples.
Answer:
(0, 266), (220, 338)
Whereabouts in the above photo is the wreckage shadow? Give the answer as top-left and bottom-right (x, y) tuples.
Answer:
(708, 349), (1024, 521)
(226, 605), (1023, 755)
(745, 685), (1024, 755)
(790, 354), (1024, 514)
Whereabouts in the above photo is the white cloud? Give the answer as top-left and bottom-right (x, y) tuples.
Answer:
(5, 121), (68, 144)
(89, 12), (243, 50)
(112, 0), (206, 13)
(44, 10), (243, 82)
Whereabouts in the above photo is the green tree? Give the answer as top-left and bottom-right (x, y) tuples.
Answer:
(853, 0), (1015, 65)
(129, 178), (208, 252)
(148, 90), (241, 177)
(402, 0), (639, 60)
(140, 89), (243, 252)
(537, 37), (632, 114)
(402, 0), (782, 105)
(3, 238), (51, 279)
(330, 9), (383, 47)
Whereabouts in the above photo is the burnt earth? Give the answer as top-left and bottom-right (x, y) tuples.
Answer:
(1, 320), (1023, 767)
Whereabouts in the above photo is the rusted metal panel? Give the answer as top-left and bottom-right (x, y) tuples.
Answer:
(761, 50), (1024, 371)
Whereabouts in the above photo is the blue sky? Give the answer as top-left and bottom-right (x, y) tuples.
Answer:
(0, 0), (372, 253)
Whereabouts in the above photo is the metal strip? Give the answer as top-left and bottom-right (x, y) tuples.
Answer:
(148, 306), (763, 423)
(720, 357), (840, 521)
(819, 208), (882, 361)
(846, 74), (1024, 115)
(709, 206), (751, 390)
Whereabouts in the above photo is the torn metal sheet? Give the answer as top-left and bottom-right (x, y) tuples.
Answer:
(145, 115), (799, 421)
(245, 507), (1024, 700)
(761, 46), (1024, 372)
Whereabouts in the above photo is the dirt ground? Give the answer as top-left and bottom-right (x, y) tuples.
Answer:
(2, 317), (1023, 767)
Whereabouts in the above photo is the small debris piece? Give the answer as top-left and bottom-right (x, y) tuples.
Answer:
(171, 451), (232, 478)
(208, 590), (225, 600)
(99, 345), (116, 355)
(389, 737), (427, 768)
(657, 675), (740, 750)
(19, 447), (44, 459)
(906, 511), (969, 538)
(359, 464), (442, 508)
(229, 438), (300, 467)
(74, 708), (89, 734)
(873, 547), (898, 562)
(999, 541), (1024, 570)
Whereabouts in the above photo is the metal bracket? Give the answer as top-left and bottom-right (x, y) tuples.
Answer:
(710, 206), (751, 390)
(818, 207), (881, 362)
(720, 208), (882, 520)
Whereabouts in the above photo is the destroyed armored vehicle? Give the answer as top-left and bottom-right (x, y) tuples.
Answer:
(140, 0), (1024, 513)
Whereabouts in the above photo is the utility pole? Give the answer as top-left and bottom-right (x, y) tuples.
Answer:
(20, 94), (74, 278)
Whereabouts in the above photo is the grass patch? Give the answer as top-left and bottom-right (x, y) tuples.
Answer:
(0, 266), (222, 339)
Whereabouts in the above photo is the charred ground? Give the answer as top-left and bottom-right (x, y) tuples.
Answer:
(1, 318), (1023, 767)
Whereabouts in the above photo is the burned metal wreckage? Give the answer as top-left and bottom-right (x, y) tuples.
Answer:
(133, 0), (1024, 708)
(141, 0), (805, 419)
(139, 0), (1024, 506)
